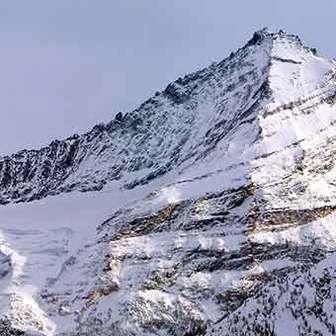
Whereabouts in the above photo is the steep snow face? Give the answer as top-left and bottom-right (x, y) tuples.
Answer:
(254, 32), (336, 210)
(268, 32), (334, 105)
(1, 29), (336, 336)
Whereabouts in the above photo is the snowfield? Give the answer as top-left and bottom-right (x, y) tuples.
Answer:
(0, 188), (129, 334)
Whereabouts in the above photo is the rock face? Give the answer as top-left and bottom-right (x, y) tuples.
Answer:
(1, 29), (336, 335)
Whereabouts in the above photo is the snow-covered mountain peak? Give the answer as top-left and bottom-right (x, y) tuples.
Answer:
(245, 28), (312, 51)
(1, 30), (336, 336)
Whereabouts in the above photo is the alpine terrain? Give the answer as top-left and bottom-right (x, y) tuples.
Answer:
(1, 28), (336, 336)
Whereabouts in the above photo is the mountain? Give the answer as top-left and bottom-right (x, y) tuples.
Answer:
(1, 28), (336, 335)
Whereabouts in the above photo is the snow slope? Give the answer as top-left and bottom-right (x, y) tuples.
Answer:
(0, 180), (171, 335)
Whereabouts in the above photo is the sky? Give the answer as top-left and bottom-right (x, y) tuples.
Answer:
(0, 1), (335, 155)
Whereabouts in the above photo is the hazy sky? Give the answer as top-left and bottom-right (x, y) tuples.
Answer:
(0, 1), (335, 155)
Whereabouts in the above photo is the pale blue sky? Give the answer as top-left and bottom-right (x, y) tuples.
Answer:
(0, 1), (335, 154)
